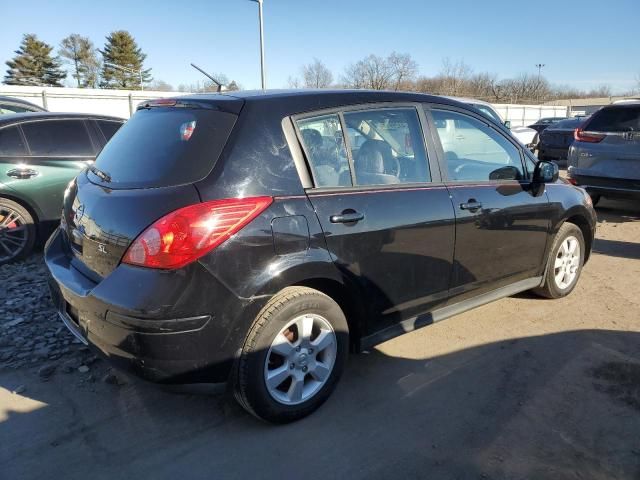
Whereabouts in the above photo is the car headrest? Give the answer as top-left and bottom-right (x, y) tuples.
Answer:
(356, 140), (391, 174)
(302, 128), (323, 149)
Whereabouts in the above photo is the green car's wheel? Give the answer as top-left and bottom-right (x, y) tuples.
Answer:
(0, 198), (36, 265)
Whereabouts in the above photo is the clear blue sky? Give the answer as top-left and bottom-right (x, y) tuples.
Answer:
(2, 0), (638, 92)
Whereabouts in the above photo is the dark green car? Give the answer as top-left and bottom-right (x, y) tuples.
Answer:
(0, 112), (124, 264)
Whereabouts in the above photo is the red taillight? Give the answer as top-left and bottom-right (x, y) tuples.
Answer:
(567, 177), (577, 185)
(574, 128), (605, 143)
(123, 196), (273, 269)
(149, 98), (177, 106)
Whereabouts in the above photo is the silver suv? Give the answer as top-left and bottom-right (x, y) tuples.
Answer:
(567, 102), (640, 205)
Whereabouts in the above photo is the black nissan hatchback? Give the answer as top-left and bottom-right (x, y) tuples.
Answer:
(46, 90), (596, 423)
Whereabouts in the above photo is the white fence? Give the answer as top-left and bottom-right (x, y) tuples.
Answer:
(494, 104), (569, 127)
(1, 86), (570, 127)
(0, 85), (182, 119)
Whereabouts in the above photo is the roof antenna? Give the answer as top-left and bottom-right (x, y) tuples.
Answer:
(190, 63), (223, 93)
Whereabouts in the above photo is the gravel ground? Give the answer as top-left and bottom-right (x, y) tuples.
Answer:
(1, 196), (639, 480)
(0, 254), (121, 386)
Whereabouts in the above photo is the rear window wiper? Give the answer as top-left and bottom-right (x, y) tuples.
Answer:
(88, 164), (111, 183)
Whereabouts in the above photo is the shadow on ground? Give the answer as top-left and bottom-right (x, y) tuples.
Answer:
(2, 329), (639, 480)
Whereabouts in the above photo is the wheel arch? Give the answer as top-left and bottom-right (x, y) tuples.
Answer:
(0, 190), (41, 225)
(291, 276), (367, 352)
(563, 214), (593, 263)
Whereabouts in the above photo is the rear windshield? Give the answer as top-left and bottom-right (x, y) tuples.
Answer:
(90, 108), (237, 189)
(549, 118), (583, 130)
(585, 106), (640, 132)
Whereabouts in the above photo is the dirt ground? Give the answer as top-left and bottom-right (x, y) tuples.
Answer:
(1, 197), (639, 480)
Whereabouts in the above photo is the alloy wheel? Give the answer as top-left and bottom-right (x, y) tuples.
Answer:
(0, 207), (28, 262)
(554, 235), (581, 290)
(264, 314), (337, 405)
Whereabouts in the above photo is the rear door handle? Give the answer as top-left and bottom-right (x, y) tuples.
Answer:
(7, 168), (39, 179)
(330, 211), (364, 224)
(460, 200), (483, 212)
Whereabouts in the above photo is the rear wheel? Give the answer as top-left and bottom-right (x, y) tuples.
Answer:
(0, 198), (35, 265)
(233, 286), (349, 423)
(533, 223), (585, 299)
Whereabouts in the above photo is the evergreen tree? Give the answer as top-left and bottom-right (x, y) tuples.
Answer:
(59, 34), (100, 88)
(4, 34), (67, 86)
(99, 31), (152, 89)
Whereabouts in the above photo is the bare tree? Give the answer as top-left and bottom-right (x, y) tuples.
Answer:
(387, 52), (418, 90)
(148, 79), (174, 91)
(59, 34), (100, 88)
(287, 75), (302, 88)
(342, 54), (393, 90)
(587, 84), (612, 98)
(439, 58), (472, 96)
(302, 58), (333, 88)
(342, 53), (418, 90)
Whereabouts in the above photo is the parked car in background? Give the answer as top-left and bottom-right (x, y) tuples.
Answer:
(568, 102), (640, 205)
(0, 96), (47, 115)
(538, 117), (586, 164)
(0, 112), (124, 264)
(46, 90), (596, 423)
(451, 97), (538, 149)
(528, 117), (566, 134)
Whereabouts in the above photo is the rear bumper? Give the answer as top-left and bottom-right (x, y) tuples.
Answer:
(568, 169), (640, 199)
(539, 145), (569, 160)
(45, 228), (256, 383)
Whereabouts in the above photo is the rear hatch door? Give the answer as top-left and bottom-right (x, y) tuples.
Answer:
(61, 97), (243, 279)
(574, 105), (640, 180)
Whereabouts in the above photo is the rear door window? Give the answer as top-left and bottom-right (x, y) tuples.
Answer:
(0, 126), (27, 156)
(297, 107), (431, 188)
(343, 108), (430, 185)
(92, 108), (237, 189)
(297, 114), (351, 187)
(586, 107), (640, 132)
(22, 120), (95, 156)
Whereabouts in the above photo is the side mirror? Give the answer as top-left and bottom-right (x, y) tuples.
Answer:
(504, 120), (511, 129)
(533, 160), (559, 183)
(489, 165), (521, 181)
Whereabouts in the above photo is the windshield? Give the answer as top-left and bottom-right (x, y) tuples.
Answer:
(91, 107), (237, 189)
(585, 106), (640, 132)
(548, 118), (584, 130)
(475, 105), (502, 124)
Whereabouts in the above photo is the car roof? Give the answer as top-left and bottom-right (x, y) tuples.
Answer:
(0, 111), (125, 127)
(0, 96), (46, 111)
(600, 101), (640, 109)
(441, 96), (494, 108)
(167, 89), (469, 115)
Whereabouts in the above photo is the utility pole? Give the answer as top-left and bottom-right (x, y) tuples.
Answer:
(535, 63), (545, 83)
(535, 63), (545, 103)
(250, 0), (266, 89)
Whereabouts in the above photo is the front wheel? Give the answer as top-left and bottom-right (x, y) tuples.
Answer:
(0, 198), (36, 265)
(533, 223), (585, 299)
(233, 286), (349, 423)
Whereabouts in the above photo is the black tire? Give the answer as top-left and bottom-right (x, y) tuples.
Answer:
(589, 194), (601, 207)
(233, 286), (349, 423)
(532, 223), (585, 299)
(0, 198), (36, 265)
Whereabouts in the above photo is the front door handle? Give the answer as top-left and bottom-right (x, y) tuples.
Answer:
(460, 200), (483, 212)
(7, 168), (39, 179)
(330, 211), (364, 224)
